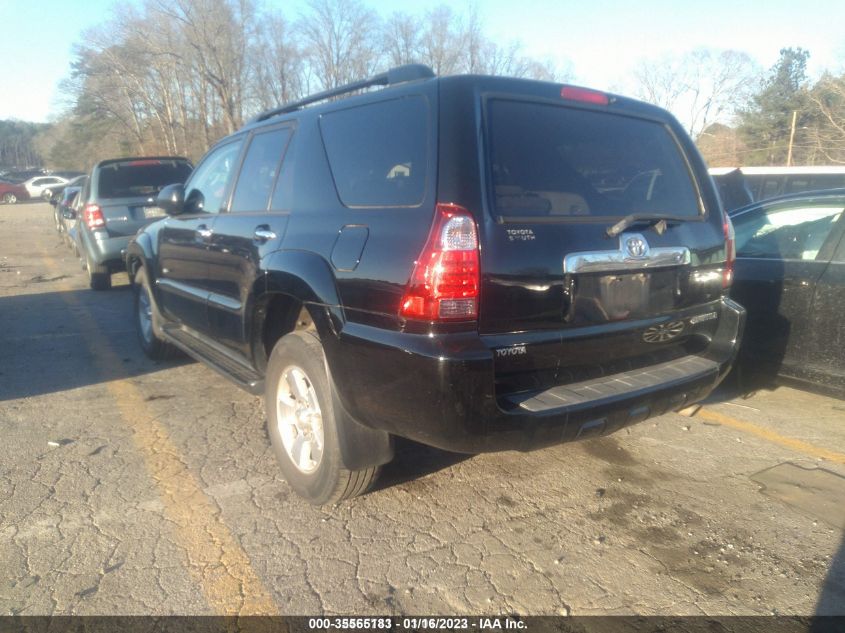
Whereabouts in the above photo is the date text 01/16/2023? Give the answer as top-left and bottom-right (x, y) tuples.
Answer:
(307, 617), (527, 630)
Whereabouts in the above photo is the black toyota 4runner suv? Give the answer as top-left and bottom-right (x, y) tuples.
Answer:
(126, 65), (745, 504)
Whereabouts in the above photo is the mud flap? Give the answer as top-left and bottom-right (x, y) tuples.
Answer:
(329, 382), (395, 471)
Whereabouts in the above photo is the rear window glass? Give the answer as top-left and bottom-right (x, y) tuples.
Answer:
(97, 160), (193, 199)
(320, 96), (428, 207)
(487, 100), (701, 219)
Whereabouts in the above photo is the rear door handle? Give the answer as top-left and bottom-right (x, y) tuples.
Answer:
(254, 227), (277, 243)
(196, 224), (213, 240)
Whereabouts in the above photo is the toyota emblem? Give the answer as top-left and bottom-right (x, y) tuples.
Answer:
(625, 236), (648, 258)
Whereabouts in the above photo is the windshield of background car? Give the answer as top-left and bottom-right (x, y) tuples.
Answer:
(97, 160), (193, 199)
(486, 99), (702, 219)
(733, 201), (844, 261)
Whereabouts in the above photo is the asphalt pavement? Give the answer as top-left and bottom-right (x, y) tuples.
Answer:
(1, 201), (844, 616)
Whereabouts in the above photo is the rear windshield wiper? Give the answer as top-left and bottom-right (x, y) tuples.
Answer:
(606, 214), (682, 238)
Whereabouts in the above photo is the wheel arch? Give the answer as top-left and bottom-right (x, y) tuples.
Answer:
(258, 250), (345, 360)
(259, 252), (393, 471)
(125, 234), (154, 287)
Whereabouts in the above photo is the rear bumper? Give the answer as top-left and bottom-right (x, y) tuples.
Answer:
(82, 230), (130, 268)
(326, 297), (745, 453)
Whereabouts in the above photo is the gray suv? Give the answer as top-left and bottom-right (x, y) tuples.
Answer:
(76, 157), (193, 289)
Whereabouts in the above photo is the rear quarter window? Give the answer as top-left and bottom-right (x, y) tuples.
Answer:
(97, 161), (193, 199)
(319, 96), (429, 207)
(487, 99), (702, 219)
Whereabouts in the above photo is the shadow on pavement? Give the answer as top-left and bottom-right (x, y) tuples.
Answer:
(372, 437), (471, 492)
(815, 526), (845, 616)
(0, 286), (188, 401)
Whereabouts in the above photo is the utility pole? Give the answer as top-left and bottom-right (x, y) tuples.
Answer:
(786, 110), (798, 166)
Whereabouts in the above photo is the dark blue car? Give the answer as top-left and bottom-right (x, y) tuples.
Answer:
(729, 189), (845, 397)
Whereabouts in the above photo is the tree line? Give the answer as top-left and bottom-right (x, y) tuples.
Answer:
(31, 0), (561, 169)
(3, 0), (844, 172)
(0, 121), (49, 171)
(695, 48), (845, 166)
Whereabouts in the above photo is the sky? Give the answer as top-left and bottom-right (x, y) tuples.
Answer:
(1, 0), (844, 123)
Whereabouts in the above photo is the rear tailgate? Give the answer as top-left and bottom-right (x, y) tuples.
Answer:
(476, 93), (729, 396)
(99, 195), (168, 237)
(96, 159), (193, 237)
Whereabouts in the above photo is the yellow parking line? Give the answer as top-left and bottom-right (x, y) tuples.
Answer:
(698, 408), (845, 466)
(40, 251), (277, 615)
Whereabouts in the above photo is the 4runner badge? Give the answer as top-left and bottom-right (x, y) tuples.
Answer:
(505, 229), (536, 242)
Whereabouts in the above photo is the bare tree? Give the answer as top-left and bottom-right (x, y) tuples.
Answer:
(686, 50), (760, 139)
(633, 48), (760, 138)
(418, 5), (463, 76)
(299, 0), (382, 91)
(45, 0), (576, 168)
(806, 73), (845, 163)
(253, 14), (306, 110)
(147, 0), (257, 134)
(383, 11), (421, 67)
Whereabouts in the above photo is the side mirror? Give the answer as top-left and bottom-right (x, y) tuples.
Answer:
(157, 183), (186, 216)
(62, 209), (77, 220)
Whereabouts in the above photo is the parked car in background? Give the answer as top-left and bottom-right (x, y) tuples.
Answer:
(47, 175), (87, 206)
(22, 175), (68, 200)
(729, 189), (845, 397)
(53, 185), (82, 236)
(0, 179), (29, 204)
(51, 170), (86, 180)
(126, 65), (744, 504)
(77, 157), (193, 290)
(62, 189), (85, 255)
(711, 166), (845, 208)
(709, 167), (754, 212)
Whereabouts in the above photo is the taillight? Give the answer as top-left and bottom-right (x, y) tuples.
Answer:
(723, 213), (736, 289)
(84, 203), (105, 230)
(560, 85), (609, 106)
(400, 203), (480, 321)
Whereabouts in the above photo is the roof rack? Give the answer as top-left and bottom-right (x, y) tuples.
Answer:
(250, 64), (435, 123)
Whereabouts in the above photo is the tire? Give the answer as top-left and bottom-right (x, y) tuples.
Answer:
(86, 251), (111, 290)
(1, 192), (16, 204)
(133, 268), (177, 360)
(265, 331), (380, 505)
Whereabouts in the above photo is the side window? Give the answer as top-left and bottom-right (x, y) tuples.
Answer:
(270, 131), (298, 211)
(184, 139), (244, 214)
(319, 96), (429, 207)
(230, 128), (291, 213)
(734, 202), (844, 261)
(760, 177), (781, 200)
(811, 174), (845, 190)
(743, 175), (763, 199)
(785, 176), (811, 194)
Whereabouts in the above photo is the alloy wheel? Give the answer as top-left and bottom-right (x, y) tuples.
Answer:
(276, 366), (325, 474)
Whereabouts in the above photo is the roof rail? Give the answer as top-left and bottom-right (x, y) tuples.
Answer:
(250, 64), (435, 124)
